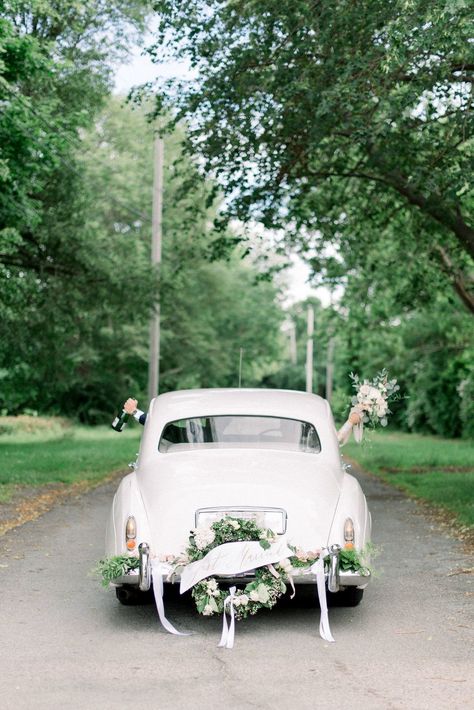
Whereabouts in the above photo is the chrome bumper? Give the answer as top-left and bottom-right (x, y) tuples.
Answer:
(111, 542), (151, 589)
(112, 543), (370, 591)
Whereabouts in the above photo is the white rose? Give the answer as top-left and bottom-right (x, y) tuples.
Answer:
(206, 578), (220, 596)
(202, 604), (214, 616)
(229, 519), (240, 530)
(238, 594), (249, 606)
(249, 590), (260, 602)
(376, 401), (388, 416)
(194, 525), (215, 550)
(359, 384), (371, 397)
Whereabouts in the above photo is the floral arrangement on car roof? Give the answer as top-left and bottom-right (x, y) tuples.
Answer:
(164, 516), (369, 620)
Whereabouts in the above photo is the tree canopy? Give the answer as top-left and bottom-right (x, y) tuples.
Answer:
(146, 0), (474, 312)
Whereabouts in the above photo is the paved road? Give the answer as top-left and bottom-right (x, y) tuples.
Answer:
(0, 465), (472, 710)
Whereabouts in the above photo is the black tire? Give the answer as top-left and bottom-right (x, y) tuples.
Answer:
(327, 586), (364, 607)
(115, 586), (154, 606)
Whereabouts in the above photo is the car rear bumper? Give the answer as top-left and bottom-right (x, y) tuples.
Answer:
(111, 543), (371, 591)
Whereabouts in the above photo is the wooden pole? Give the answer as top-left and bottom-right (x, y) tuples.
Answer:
(289, 320), (297, 364)
(326, 337), (335, 403)
(305, 305), (314, 393)
(148, 136), (164, 403)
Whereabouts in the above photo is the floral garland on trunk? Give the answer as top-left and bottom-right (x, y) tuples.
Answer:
(165, 517), (369, 620)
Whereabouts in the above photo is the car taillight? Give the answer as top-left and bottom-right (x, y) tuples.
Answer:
(344, 517), (354, 543)
(126, 516), (137, 550)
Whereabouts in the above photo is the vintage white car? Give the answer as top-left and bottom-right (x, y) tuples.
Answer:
(105, 388), (372, 607)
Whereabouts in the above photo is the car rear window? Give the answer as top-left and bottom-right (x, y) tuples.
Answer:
(158, 415), (321, 453)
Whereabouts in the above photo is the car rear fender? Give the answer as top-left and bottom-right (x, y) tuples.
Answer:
(105, 472), (152, 557)
(327, 473), (371, 549)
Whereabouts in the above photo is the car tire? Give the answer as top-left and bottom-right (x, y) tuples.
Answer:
(328, 586), (364, 607)
(115, 586), (153, 606)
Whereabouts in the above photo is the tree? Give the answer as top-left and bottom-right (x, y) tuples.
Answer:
(1, 93), (286, 419)
(80, 99), (285, 406)
(0, 1), (154, 417)
(145, 0), (474, 312)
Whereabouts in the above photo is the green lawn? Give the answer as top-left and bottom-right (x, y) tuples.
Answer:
(0, 422), (141, 497)
(345, 431), (474, 527)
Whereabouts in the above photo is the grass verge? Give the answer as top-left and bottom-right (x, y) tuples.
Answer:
(345, 431), (474, 528)
(0, 419), (141, 502)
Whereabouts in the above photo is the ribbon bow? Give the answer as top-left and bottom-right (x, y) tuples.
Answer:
(218, 586), (237, 649)
(310, 551), (335, 643)
(151, 560), (191, 636)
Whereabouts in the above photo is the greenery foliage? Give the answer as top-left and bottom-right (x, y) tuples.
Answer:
(1, 0), (472, 444)
(147, 0), (473, 315)
(0, 2), (285, 422)
(95, 555), (140, 588)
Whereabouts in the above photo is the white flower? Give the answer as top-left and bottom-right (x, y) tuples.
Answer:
(238, 594), (249, 606)
(228, 519), (240, 530)
(249, 590), (260, 602)
(194, 525), (216, 550)
(359, 384), (371, 397)
(206, 578), (220, 596)
(376, 401), (388, 416)
(202, 604), (214, 616)
(278, 558), (292, 573)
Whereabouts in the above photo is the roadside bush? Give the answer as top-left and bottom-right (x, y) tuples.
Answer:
(459, 372), (474, 439)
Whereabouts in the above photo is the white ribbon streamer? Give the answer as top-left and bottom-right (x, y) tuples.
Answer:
(288, 574), (296, 599)
(218, 586), (237, 649)
(310, 552), (335, 643)
(151, 560), (191, 637)
(353, 419), (363, 443)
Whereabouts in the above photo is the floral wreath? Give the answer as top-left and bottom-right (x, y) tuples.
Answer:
(97, 519), (368, 616)
(164, 516), (367, 620)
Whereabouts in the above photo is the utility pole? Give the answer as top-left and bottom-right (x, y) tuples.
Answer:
(289, 320), (297, 365)
(305, 305), (314, 393)
(326, 337), (335, 403)
(148, 136), (164, 404)
(281, 319), (297, 364)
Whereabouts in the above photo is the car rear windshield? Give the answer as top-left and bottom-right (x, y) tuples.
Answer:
(158, 415), (321, 453)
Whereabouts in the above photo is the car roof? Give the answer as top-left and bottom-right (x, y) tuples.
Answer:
(137, 388), (341, 467)
(136, 388), (340, 469)
(148, 388), (329, 423)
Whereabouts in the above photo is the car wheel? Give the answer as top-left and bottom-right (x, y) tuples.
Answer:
(328, 587), (364, 607)
(115, 586), (153, 606)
